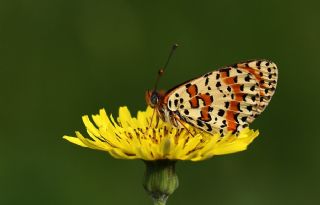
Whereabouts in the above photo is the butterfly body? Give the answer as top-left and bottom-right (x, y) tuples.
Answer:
(146, 59), (278, 135)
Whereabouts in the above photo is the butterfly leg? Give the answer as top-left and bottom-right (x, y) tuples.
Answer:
(172, 114), (196, 137)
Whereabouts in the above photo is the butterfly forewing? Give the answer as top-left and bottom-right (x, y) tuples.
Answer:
(165, 60), (278, 135)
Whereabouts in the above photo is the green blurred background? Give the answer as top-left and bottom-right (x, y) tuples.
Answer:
(1, 0), (319, 204)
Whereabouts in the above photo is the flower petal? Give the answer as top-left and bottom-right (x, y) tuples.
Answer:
(64, 107), (259, 161)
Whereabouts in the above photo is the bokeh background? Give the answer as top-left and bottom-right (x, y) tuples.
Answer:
(1, 0), (319, 204)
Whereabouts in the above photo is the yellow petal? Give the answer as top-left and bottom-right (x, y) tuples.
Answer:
(63, 106), (260, 161)
(63, 136), (88, 147)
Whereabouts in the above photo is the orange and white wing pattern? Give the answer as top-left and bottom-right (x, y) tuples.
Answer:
(165, 59), (278, 135)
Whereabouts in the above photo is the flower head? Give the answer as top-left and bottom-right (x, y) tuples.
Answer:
(63, 107), (259, 161)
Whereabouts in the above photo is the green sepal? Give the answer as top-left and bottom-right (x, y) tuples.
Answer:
(143, 160), (179, 205)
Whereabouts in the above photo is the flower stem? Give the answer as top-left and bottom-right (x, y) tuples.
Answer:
(153, 198), (167, 205)
(143, 160), (179, 205)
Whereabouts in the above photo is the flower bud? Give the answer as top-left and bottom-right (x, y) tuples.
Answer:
(143, 160), (179, 205)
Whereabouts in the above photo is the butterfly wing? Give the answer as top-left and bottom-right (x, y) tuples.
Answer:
(165, 59), (278, 135)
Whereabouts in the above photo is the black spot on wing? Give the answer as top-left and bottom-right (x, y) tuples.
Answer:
(205, 123), (212, 132)
(242, 94), (248, 101)
(204, 72), (212, 77)
(205, 78), (209, 86)
(218, 109), (225, 116)
(220, 68), (230, 77)
(220, 129), (224, 134)
(234, 76), (238, 83)
(237, 102), (242, 112)
(174, 99), (178, 107)
(197, 119), (204, 127)
(256, 61), (262, 67)
(234, 113), (240, 123)
(223, 120), (227, 125)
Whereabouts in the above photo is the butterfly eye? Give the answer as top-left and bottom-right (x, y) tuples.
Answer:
(150, 92), (159, 106)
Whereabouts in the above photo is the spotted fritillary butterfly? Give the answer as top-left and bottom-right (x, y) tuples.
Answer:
(146, 46), (278, 135)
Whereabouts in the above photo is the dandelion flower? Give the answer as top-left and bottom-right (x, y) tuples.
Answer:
(63, 106), (258, 161)
(63, 106), (258, 204)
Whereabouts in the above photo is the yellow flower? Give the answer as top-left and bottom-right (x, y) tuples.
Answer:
(63, 106), (259, 161)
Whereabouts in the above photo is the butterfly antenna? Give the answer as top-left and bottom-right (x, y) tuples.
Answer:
(153, 43), (179, 91)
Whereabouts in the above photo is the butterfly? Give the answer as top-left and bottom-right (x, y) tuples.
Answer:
(146, 46), (278, 135)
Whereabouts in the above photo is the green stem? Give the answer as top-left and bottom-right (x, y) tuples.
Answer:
(143, 160), (179, 205)
(153, 198), (167, 205)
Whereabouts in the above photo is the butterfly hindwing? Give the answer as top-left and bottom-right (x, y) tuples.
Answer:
(165, 59), (278, 135)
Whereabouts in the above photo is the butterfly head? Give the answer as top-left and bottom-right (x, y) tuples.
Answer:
(145, 90), (165, 108)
